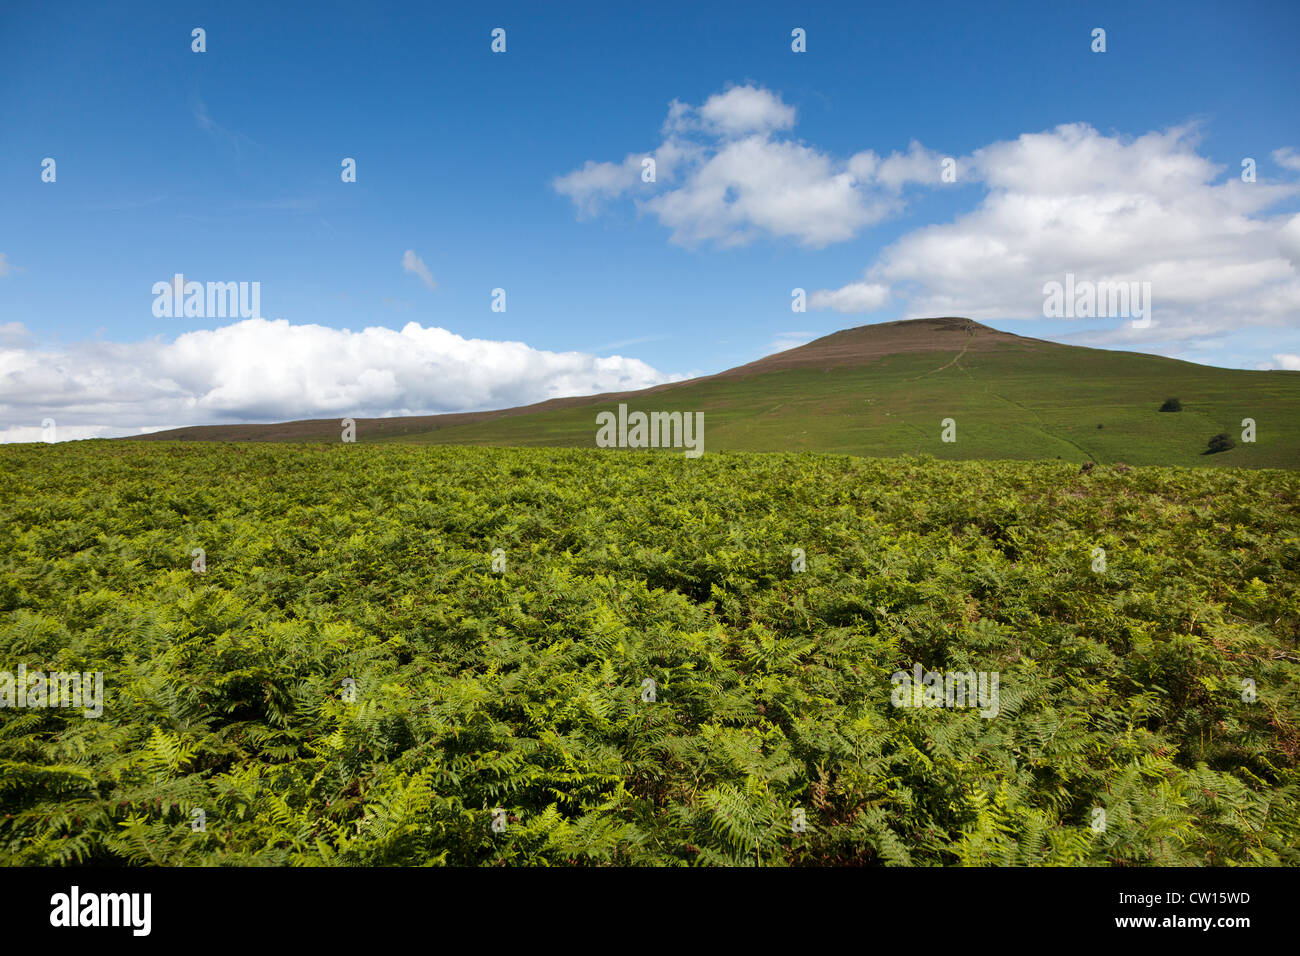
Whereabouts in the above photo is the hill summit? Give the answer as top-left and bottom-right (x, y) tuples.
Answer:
(716, 317), (1030, 379)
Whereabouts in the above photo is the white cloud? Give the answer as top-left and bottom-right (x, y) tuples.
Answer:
(768, 331), (817, 352)
(401, 250), (436, 289)
(646, 137), (897, 247)
(813, 123), (1300, 349)
(0, 424), (134, 443)
(874, 141), (951, 191)
(553, 158), (639, 217)
(1279, 212), (1300, 269)
(552, 140), (698, 218)
(0, 322), (31, 345)
(0, 319), (677, 442)
(1270, 353), (1300, 370)
(555, 85), (934, 248)
(1273, 147), (1300, 172)
(809, 282), (891, 313)
(0, 253), (14, 277)
(697, 86), (796, 138)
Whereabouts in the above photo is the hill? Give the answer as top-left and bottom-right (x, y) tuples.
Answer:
(131, 318), (1300, 469)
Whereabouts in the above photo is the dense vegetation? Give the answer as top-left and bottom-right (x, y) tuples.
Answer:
(2, 441), (1298, 866)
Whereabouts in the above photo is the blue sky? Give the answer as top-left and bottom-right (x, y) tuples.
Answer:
(2, 0), (1298, 439)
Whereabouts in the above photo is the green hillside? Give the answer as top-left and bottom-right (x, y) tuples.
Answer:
(134, 319), (1300, 469)
(388, 344), (1299, 469)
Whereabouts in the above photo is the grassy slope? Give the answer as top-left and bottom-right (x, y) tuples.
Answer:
(385, 343), (1300, 469)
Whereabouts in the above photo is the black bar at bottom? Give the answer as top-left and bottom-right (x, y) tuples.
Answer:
(0, 865), (1276, 943)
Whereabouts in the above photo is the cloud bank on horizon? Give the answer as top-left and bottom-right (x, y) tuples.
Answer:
(0, 320), (674, 442)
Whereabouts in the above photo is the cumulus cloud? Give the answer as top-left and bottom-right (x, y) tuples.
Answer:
(768, 331), (817, 352)
(809, 282), (891, 313)
(646, 137), (899, 248)
(813, 123), (1300, 347)
(552, 140), (698, 218)
(0, 322), (31, 346)
(874, 141), (952, 191)
(1279, 212), (1300, 270)
(554, 85), (941, 247)
(0, 423), (152, 444)
(401, 250), (436, 289)
(696, 86), (796, 138)
(553, 158), (642, 217)
(1270, 353), (1300, 370)
(0, 319), (676, 442)
(1273, 147), (1300, 172)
